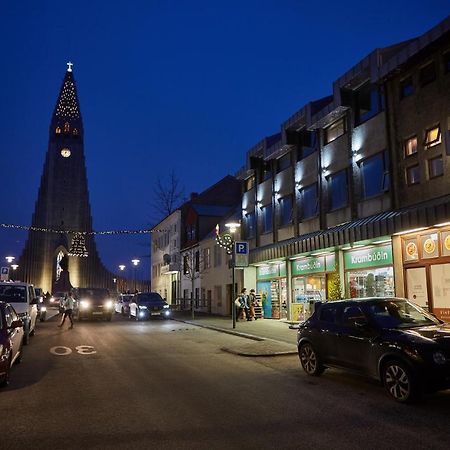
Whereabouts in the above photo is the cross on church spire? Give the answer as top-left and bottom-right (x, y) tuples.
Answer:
(67, 61), (73, 72)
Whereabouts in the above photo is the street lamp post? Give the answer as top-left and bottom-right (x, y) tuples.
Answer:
(131, 259), (140, 292)
(119, 265), (125, 293)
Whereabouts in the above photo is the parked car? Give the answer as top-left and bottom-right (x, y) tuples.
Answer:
(73, 288), (113, 321)
(0, 301), (24, 387)
(114, 294), (134, 315)
(34, 288), (47, 322)
(0, 282), (38, 345)
(129, 292), (171, 321)
(297, 297), (450, 402)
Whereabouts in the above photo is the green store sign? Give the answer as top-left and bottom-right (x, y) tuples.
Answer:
(344, 244), (393, 270)
(291, 253), (336, 276)
(257, 262), (286, 280)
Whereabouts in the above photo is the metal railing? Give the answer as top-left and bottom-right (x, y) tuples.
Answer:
(172, 297), (211, 314)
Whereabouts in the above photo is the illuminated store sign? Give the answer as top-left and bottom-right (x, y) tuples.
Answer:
(344, 244), (393, 270)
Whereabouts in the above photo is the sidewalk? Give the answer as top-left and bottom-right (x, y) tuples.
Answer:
(172, 312), (299, 357)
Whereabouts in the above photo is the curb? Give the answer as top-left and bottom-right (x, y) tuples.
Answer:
(220, 347), (298, 357)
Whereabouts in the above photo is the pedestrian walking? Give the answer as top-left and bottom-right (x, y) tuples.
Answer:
(58, 291), (75, 329)
(249, 288), (257, 320)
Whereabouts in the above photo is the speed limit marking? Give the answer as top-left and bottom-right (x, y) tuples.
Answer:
(50, 346), (72, 356)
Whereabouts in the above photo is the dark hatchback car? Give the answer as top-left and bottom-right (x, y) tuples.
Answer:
(0, 301), (24, 387)
(297, 297), (450, 402)
(74, 288), (114, 321)
(129, 293), (171, 321)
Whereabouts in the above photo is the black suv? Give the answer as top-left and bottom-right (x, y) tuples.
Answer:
(297, 297), (450, 402)
(73, 288), (114, 321)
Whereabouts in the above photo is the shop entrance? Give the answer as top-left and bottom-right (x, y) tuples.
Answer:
(291, 275), (325, 321)
(256, 278), (287, 319)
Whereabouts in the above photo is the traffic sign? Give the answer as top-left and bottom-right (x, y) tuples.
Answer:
(234, 241), (249, 267)
(1, 267), (9, 281)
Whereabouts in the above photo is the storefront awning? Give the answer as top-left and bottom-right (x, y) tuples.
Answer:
(250, 195), (450, 264)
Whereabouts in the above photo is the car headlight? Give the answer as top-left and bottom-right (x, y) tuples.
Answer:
(433, 351), (447, 365)
(164, 310), (171, 316)
(139, 305), (147, 310)
(80, 300), (91, 309)
(104, 300), (113, 309)
(50, 297), (55, 303)
(41, 306), (47, 312)
(163, 304), (170, 309)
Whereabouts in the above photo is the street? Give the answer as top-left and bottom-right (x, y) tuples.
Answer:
(2, 313), (450, 450)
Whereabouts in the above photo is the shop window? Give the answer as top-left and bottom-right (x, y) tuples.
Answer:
(328, 170), (348, 211)
(278, 195), (293, 226)
(354, 82), (382, 125)
(245, 211), (256, 238)
(428, 156), (444, 179)
(300, 183), (318, 220)
(261, 204), (273, 233)
(318, 305), (339, 323)
(359, 150), (390, 199)
(399, 76), (414, 99)
(424, 125), (441, 148)
(245, 176), (255, 192)
(404, 136), (418, 156)
(419, 61), (436, 87)
(348, 267), (394, 298)
(406, 165), (420, 185)
(276, 153), (291, 173)
(324, 117), (346, 145)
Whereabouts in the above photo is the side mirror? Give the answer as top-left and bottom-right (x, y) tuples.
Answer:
(31, 298), (38, 305)
(10, 319), (23, 329)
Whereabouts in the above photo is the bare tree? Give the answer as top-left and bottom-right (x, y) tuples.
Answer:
(152, 170), (185, 219)
(181, 246), (209, 319)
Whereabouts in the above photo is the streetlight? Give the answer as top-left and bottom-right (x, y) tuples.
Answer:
(118, 265), (126, 293)
(4, 256), (15, 281)
(131, 259), (140, 292)
(5, 256), (15, 264)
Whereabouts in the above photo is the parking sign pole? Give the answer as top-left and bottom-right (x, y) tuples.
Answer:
(231, 250), (236, 329)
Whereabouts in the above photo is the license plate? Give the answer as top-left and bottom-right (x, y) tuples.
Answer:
(92, 312), (103, 315)
(151, 312), (161, 316)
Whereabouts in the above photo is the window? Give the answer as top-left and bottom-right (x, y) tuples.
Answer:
(185, 224), (196, 241)
(276, 154), (291, 173)
(406, 165), (420, 185)
(342, 306), (366, 326)
(301, 131), (318, 159)
(328, 170), (348, 210)
(245, 176), (255, 192)
(64, 122), (70, 133)
(354, 82), (382, 125)
(262, 167), (272, 182)
(404, 136), (418, 156)
(300, 184), (318, 220)
(319, 306), (339, 323)
(214, 243), (222, 267)
(359, 151), (390, 198)
(195, 288), (199, 299)
(419, 61), (436, 87)
(424, 125), (441, 148)
(55, 127), (61, 134)
(183, 255), (189, 274)
(399, 76), (414, 99)
(261, 204), (273, 233)
(428, 156), (444, 179)
(324, 118), (346, 144)
(444, 52), (450, 74)
(203, 248), (211, 270)
(278, 195), (293, 226)
(195, 251), (200, 272)
(183, 289), (189, 299)
(245, 211), (256, 238)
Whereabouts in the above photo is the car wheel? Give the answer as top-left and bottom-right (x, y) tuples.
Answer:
(382, 360), (417, 403)
(40, 314), (46, 322)
(0, 356), (12, 387)
(299, 343), (324, 376)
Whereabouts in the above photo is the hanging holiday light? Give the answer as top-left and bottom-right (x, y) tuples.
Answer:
(68, 232), (88, 257)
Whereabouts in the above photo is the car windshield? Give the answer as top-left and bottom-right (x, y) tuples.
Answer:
(138, 293), (165, 305)
(0, 286), (26, 303)
(78, 289), (110, 300)
(367, 300), (439, 329)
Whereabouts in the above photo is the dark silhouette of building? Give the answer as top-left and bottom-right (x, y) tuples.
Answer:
(16, 64), (115, 293)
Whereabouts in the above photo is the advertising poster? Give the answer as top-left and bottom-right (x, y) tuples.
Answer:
(430, 263), (450, 322)
(406, 267), (428, 308)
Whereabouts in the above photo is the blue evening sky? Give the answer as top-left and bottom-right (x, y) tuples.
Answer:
(0, 1), (448, 280)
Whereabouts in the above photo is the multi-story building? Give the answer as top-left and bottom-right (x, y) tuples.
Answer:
(238, 16), (450, 322)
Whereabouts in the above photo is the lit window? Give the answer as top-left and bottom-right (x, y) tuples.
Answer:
(64, 122), (70, 133)
(245, 176), (255, 192)
(359, 151), (390, 198)
(328, 170), (348, 210)
(55, 127), (61, 134)
(424, 126), (441, 148)
(245, 212), (256, 238)
(404, 136), (418, 156)
(324, 118), (346, 145)
(406, 165), (420, 185)
(73, 128), (78, 135)
(428, 157), (444, 179)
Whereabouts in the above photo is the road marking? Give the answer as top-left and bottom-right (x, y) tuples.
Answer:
(75, 345), (97, 355)
(50, 346), (72, 356)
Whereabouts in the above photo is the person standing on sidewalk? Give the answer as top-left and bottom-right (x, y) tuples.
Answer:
(249, 289), (257, 320)
(58, 291), (75, 329)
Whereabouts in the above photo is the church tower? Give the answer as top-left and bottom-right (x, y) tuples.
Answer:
(16, 63), (114, 293)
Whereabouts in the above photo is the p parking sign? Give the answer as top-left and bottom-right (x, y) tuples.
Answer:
(234, 241), (249, 267)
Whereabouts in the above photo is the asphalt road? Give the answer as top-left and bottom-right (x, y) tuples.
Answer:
(2, 312), (450, 450)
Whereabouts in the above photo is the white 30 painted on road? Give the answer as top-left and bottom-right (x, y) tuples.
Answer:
(50, 345), (97, 356)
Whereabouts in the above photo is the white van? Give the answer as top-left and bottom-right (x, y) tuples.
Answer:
(0, 282), (38, 344)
